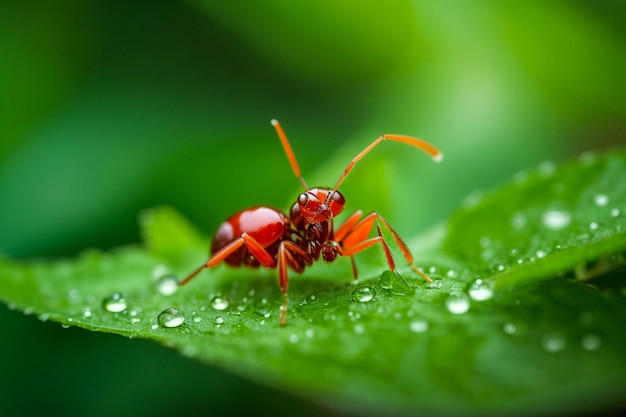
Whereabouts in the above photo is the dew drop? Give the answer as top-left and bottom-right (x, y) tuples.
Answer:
(254, 306), (272, 319)
(352, 286), (375, 303)
(503, 323), (517, 334)
(213, 316), (225, 325)
(538, 161), (556, 177)
(379, 272), (394, 290)
(156, 274), (179, 296)
(611, 208), (621, 218)
(468, 279), (494, 301)
(542, 208), (572, 231)
(446, 293), (470, 314)
(353, 324), (365, 334)
(211, 296), (229, 311)
(581, 333), (601, 351)
(409, 319), (429, 333)
(511, 212), (527, 229)
(102, 292), (128, 313)
(193, 316), (202, 323)
(158, 307), (185, 328)
(289, 334), (300, 343)
(83, 309), (93, 318)
(541, 332), (566, 352)
(426, 279), (443, 289)
(593, 193), (609, 207)
(536, 250), (547, 259)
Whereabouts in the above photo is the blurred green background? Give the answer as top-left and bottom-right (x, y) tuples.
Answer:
(0, 1), (624, 415)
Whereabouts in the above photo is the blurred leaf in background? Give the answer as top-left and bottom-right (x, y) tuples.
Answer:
(0, 0), (624, 416)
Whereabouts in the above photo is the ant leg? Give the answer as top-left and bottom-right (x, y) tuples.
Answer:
(179, 233), (277, 286)
(337, 212), (432, 283)
(376, 214), (433, 282)
(276, 240), (309, 326)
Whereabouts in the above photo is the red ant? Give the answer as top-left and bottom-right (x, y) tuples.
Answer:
(180, 120), (443, 326)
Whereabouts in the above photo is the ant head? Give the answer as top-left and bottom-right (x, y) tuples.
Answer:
(296, 187), (345, 224)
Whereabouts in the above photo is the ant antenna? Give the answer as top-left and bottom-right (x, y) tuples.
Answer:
(331, 133), (443, 195)
(271, 119), (309, 190)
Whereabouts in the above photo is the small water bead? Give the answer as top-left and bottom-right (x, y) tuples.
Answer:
(611, 208), (621, 218)
(158, 307), (185, 328)
(352, 286), (375, 303)
(353, 324), (365, 334)
(536, 250), (547, 259)
(468, 279), (494, 301)
(409, 319), (429, 333)
(213, 316), (225, 325)
(446, 292), (470, 314)
(255, 306), (272, 319)
(193, 316), (202, 323)
(503, 323), (517, 334)
(593, 193), (609, 207)
(102, 292), (128, 313)
(156, 274), (179, 296)
(511, 212), (527, 229)
(541, 332), (566, 353)
(210, 296), (229, 311)
(380, 272), (394, 290)
(289, 334), (300, 343)
(542, 208), (572, 231)
(426, 279), (443, 289)
(581, 333), (601, 351)
(538, 161), (556, 177)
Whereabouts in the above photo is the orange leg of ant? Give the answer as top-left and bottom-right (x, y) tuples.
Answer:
(337, 212), (432, 283)
(276, 240), (310, 326)
(179, 233), (277, 286)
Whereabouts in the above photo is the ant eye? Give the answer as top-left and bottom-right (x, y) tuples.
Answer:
(298, 193), (309, 206)
(332, 191), (345, 206)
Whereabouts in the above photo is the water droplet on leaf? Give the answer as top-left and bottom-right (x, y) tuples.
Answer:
(156, 274), (179, 296)
(352, 286), (375, 303)
(503, 323), (517, 334)
(593, 193), (609, 207)
(409, 319), (429, 333)
(102, 292), (128, 313)
(158, 307), (185, 328)
(542, 208), (572, 231)
(581, 333), (601, 351)
(541, 332), (566, 352)
(468, 279), (494, 301)
(446, 293), (470, 314)
(211, 296), (229, 311)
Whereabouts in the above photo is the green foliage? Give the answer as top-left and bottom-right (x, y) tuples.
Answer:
(1, 150), (625, 416)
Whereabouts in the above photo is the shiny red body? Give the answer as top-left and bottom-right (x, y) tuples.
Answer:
(180, 121), (442, 326)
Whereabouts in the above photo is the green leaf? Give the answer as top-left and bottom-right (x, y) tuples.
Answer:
(1, 150), (625, 416)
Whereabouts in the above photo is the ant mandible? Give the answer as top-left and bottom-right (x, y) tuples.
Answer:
(180, 120), (443, 326)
